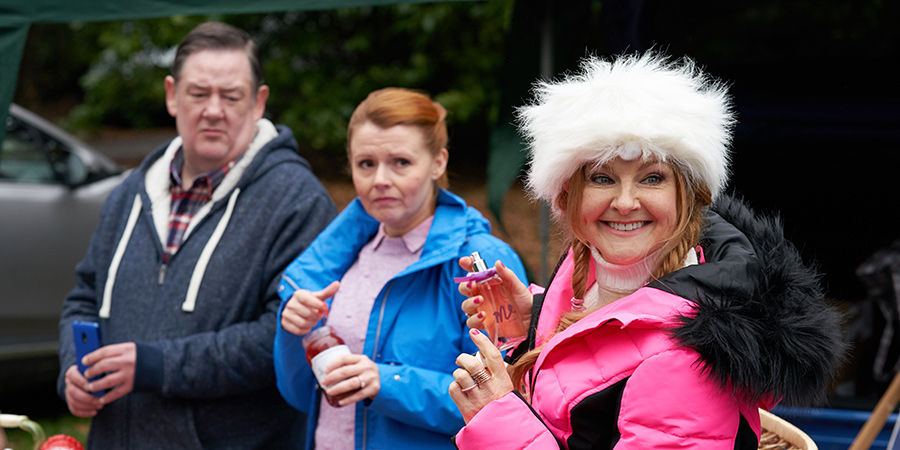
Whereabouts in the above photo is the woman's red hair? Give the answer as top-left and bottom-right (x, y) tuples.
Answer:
(347, 87), (449, 188)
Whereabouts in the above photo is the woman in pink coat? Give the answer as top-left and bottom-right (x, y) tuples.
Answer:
(448, 52), (844, 449)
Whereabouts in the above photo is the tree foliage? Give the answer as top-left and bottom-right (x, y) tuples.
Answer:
(14, 0), (895, 180)
(17, 2), (514, 178)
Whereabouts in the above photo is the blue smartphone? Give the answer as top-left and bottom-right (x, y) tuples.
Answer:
(72, 320), (106, 396)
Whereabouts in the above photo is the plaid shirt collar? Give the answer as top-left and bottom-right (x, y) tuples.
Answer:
(168, 150), (240, 194)
(164, 149), (243, 261)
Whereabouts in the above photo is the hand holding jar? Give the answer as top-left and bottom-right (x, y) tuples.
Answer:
(303, 326), (380, 407)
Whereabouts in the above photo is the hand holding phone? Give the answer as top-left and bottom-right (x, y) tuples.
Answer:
(72, 320), (107, 397)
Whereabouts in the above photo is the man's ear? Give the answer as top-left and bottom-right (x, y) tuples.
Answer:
(164, 75), (178, 117)
(253, 85), (269, 120)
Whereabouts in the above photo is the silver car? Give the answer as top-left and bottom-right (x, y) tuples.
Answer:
(1, 104), (130, 392)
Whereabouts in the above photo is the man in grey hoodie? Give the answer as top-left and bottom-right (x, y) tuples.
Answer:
(57, 21), (336, 449)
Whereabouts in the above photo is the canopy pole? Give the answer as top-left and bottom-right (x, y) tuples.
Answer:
(0, 24), (30, 145)
(539, 0), (553, 284)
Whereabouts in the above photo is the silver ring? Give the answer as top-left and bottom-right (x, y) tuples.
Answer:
(358, 374), (365, 390)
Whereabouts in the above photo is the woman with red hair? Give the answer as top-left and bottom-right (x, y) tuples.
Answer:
(274, 87), (527, 449)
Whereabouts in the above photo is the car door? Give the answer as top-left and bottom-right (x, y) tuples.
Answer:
(0, 110), (121, 361)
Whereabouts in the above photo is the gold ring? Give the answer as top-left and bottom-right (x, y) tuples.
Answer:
(470, 367), (492, 384)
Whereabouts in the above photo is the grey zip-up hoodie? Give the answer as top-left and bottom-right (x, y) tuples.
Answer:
(57, 120), (337, 449)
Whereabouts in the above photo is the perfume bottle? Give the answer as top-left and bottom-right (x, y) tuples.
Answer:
(303, 326), (357, 407)
(458, 251), (526, 350)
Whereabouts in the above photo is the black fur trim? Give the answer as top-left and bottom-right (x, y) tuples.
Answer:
(665, 194), (846, 407)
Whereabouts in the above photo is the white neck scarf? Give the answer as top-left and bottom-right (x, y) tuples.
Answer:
(580, 245), (698, 311)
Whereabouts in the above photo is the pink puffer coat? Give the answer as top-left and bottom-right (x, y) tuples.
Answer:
(455, 196), (845, 449)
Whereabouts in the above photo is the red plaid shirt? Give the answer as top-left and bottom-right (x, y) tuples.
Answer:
(165, 150), (241, 262)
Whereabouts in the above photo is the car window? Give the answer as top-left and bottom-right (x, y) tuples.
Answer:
(1, 115), (56, 183)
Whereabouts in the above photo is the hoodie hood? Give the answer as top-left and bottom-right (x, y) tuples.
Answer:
(137, 119), (307, 193)
(138, 120), (304, 242)
(100, 120), (309, 317)
(650, 194), (846, 407)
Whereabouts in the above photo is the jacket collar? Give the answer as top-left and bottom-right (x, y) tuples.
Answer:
(534, 256), (695, 372)
(414, 189), (477, 268)
(329, 189), (480, 280)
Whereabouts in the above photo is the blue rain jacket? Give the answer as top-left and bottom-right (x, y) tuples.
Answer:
(274, 189), (528, 449)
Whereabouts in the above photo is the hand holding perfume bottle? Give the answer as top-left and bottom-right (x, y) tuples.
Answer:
(455, 252), (527, 351)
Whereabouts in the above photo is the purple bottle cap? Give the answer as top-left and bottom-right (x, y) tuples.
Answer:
(454, 267), (497, 283)
(454, 251), (496, 282)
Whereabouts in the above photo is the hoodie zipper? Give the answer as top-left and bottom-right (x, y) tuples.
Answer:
(158, 263), (168, 285)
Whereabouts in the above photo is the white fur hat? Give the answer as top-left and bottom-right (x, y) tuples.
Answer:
(518, 52), (735, 211)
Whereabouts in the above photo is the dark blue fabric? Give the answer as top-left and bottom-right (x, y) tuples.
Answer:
(57, 125), (337, 449)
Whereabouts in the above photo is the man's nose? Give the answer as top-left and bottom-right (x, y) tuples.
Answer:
(203, 95), (224, 120)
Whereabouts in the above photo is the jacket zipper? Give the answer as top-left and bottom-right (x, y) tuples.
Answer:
(362, 280), (393, 449)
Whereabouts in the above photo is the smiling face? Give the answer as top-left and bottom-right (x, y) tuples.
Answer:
(349, 121), (448, 237)
(575, 157), (679, 265)
(164, 48), (268, 183)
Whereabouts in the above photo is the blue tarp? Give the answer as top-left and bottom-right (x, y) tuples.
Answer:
(772, 406), (899, 450)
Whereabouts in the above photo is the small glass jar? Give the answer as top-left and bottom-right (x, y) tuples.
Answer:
(303, 326), (354, 407)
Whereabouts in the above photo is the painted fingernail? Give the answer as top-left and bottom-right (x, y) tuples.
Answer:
(473, 297), (482, 305)
(471, 329), (481, 336)
(477, 312), (484, 319)
(467, 281), (474, 289)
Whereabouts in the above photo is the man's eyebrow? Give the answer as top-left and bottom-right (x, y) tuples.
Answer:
(220, 87), (247, 96)
(184, 84), (245, 94)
